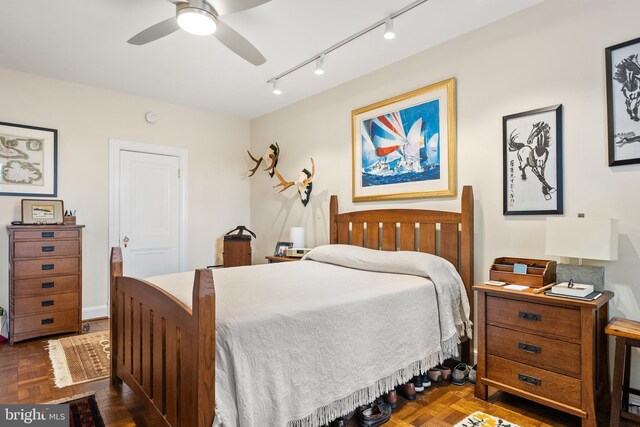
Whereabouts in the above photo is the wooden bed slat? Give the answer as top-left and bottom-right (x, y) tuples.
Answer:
(351, 223), (364, 246)
(441, 223), (459, 268)
(132, 298), (142, 383)
(399, 223), (415, 251)
(382, 223), (396, 251)
(165, 324), (178, 426)
(152, 314), (165, 413)
(366, 223), (379, 249)
(180, 331), (197, 427)
(142, 305), (152, 396)
(337, 222), (349, 244)
(124, 296), (132, 373)
(419, 223), (436, 254)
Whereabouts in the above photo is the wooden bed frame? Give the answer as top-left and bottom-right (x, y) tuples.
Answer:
(109, 185), (474, 427)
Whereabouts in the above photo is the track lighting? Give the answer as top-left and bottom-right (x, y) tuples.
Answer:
(384, 18), (395, 40)
(272, 80), (282, 95)
(314, 55), (325, 76)
(267, 0), (428, 95)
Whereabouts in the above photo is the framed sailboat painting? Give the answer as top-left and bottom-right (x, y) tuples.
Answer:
(351, 78), (457, 202)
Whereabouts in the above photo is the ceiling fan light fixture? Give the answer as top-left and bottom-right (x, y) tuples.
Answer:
(177, 7), (217, 36)
(384, 18), (396, 40)
(272, 80), (282, 95)
(314, 55), (325, 76)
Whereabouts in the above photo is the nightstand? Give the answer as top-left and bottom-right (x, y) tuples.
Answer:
(265, 256), (300, 263)
(474, 284), (612, 427)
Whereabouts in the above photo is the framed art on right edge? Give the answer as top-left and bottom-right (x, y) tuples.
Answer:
(606, 36), (640, 166)
(503, 104), (563, 215)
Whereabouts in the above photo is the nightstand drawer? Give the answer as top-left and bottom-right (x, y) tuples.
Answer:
(14, 292), (78, 315)
(14, 240), (79, 259)
(487, 355), (581, 408)
(13, 275), (79, 296)
(12, 309), (79, 335)
(487, 295), (580, 340)
(487, 325), (581, 377)
(13, 257), (79, 278)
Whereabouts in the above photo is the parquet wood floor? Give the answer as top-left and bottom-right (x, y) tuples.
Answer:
(0, 319), (634, 426)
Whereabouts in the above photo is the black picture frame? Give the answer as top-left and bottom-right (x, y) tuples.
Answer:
(503, 104), (563, 215)
(606, 36), (640, 166)
(0, 121), (58, 197)
(274, 241), (293, 257)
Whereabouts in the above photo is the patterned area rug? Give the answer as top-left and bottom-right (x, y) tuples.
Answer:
(455, 411), (520, 427)
(47, 392), (106, 427)
(47, 331), (110, 388)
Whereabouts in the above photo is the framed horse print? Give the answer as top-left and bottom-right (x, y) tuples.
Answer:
(606, 36), (640, 166)
(503, 104), (563, 215)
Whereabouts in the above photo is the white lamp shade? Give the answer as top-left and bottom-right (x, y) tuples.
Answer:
(545, 217), (618, 261)
(290, 227), (305, 248)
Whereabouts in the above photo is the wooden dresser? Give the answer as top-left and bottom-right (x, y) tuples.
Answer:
(474, 284), (612, 427)
(8, 225), (84, 344)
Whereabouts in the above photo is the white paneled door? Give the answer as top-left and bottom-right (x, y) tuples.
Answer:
(119, 150), (181, 278)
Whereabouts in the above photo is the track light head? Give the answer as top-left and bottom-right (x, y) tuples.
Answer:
(384, 18), (395, 40)
(314, 55), (325, 76)
(272, 80), (282, 95)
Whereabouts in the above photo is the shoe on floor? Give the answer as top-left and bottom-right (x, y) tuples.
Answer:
(383, 390), (397, 410)
(422, 373), (432, 388)
(396, 382), (417, 400)
(468, 364), (477, 384)
(427, 368), (442, 383)
(328, 417), (346, 427)
(357, 398), (392, 427)
(436, 364), (452, 382)
(452, 363), (470, 386)
(411, 375), (425, 393)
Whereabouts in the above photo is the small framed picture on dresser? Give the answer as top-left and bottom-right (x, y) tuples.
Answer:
(21, 199), (64, 224)
(274, 241), (293, 257)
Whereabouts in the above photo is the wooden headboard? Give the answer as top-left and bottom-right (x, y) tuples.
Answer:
(329, 185), (474, 361)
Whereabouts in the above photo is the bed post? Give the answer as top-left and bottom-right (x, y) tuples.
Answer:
(460, 186), (474, 364)
(110, 247), (123, 387)
(193, 268), (216, 427)
(330, 195), (338, 244)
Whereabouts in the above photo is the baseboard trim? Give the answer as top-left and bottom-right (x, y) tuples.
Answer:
(82, 305), (108, 320)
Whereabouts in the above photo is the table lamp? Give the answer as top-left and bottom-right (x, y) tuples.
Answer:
(545, 216), (618, 290)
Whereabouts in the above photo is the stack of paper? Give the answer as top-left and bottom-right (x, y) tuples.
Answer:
(550, 282), (594, 297)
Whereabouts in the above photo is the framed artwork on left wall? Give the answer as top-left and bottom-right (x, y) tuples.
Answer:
(0, 121), (58, 197)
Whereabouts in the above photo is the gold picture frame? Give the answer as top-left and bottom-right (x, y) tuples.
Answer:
(21, 199), (64, 224)
(351, 78), (457, 202)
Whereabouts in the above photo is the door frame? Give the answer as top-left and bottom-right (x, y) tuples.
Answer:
(108, 138), (188, 273)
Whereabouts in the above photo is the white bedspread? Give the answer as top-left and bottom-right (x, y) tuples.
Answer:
(146, 245), (471, 427)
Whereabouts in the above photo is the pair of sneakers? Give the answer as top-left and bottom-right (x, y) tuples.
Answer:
(452, 363), (477, 385)
(410, 373), (432, 393)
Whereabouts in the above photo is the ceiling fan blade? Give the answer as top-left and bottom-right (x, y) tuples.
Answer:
(210, 0), (270, 16)
(214, 21), (266, 65)
(128, 17), (180, 45)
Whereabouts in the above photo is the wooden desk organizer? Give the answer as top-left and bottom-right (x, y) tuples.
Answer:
(490, 257), (556, 288)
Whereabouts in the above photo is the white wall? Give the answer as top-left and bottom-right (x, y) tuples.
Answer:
(0, 68), (250, 318)
(251, 0), (640, 387)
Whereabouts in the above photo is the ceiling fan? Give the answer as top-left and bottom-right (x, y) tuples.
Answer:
(128, 0), (269, 65)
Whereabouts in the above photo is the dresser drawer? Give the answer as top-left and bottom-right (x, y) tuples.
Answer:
(13, 275), (79, 296)
(13, 240), (79, 259)
(14, 292), (78, 315)
(487, 295), (580, 340)
(13, 257), (79, 278)
(487, 325), (581, 377)
(12, 229), (79, 240)
(12, 309), (78, 335)
(487, 355), (581, 408)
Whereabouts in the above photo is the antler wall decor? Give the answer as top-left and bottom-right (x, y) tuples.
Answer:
(247, 142), (280, 177)
(273, 158), (315, 206)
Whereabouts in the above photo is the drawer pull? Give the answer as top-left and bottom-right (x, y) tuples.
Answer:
(518, 342), (541, 354)
(41, 231), (54, 238)
(41, 300), (54, 307)
(41, 245), (55, 252)
(41, 318), (54, 325)
(518, 373), (542, 386)
(518, 311), (541, 321)
(41, 264), (55, 271)
(41, 282), (55, 289)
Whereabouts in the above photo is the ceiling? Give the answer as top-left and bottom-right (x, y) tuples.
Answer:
(0, 0), (541, 118)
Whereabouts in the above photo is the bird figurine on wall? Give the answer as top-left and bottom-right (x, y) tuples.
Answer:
(247, 143), (279, 178)
(273, 158), (315, 206)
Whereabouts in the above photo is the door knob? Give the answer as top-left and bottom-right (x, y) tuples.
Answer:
(123, 236), (129, 248)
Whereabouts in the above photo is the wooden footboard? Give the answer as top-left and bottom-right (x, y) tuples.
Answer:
(110, 248), (215, 427)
